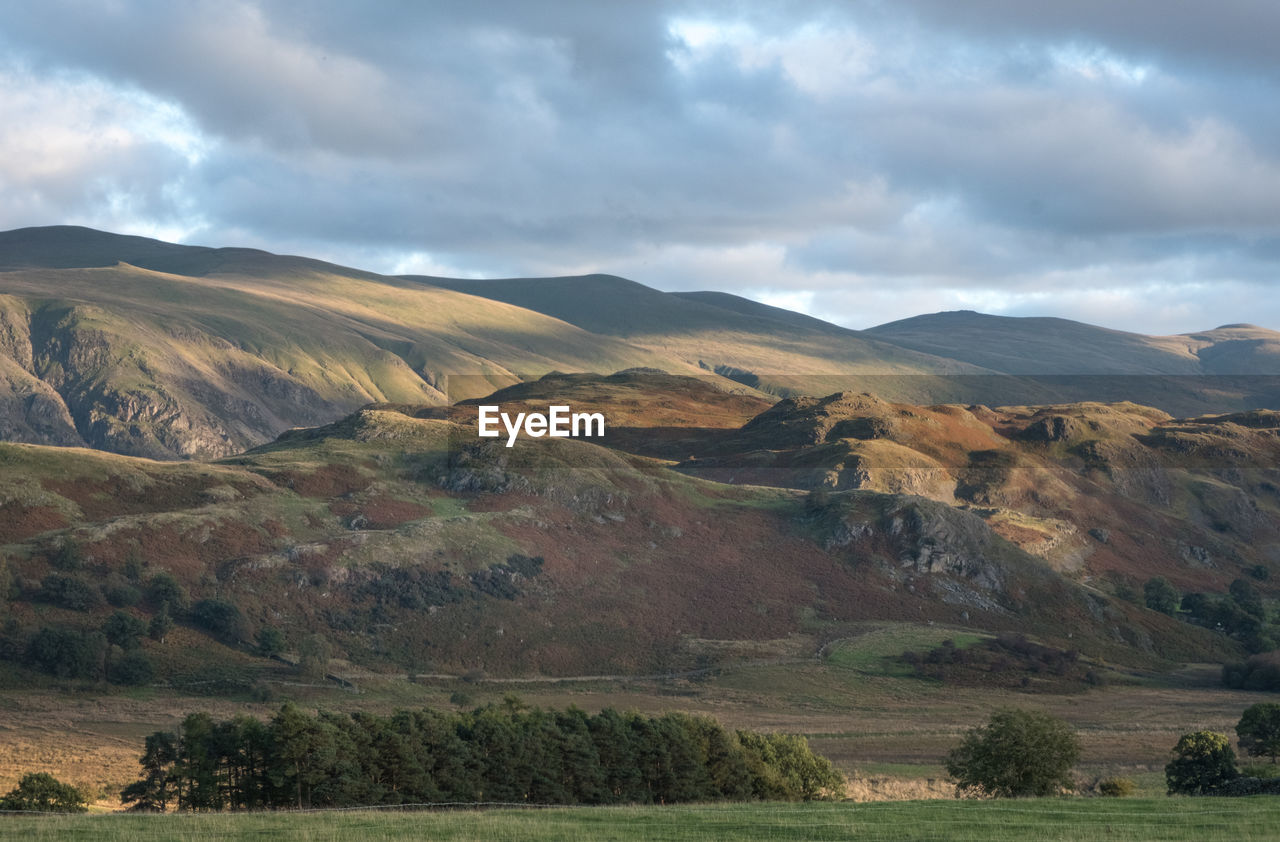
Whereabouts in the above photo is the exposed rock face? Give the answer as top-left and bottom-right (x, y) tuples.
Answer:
(818, 492), (1019, 613)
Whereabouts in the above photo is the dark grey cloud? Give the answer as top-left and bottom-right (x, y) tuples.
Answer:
(0, 0), (1276, 333)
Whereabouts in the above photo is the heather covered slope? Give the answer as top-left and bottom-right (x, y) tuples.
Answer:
(676, 392), (1280, 611)
(0, 375), (1264, 692)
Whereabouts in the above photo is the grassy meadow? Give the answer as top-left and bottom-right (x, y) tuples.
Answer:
(5, 799), (1280, 841)
(1, 621), (1275, 809)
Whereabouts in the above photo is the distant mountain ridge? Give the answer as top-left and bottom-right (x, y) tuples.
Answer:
(866, 310), (1280, 376)
(0, 225), (1276, 458)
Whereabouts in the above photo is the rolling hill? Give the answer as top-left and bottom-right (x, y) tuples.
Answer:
(0, 227), (705, 458)
(1, 226), (1278, 461)
(0, 372), (1265, 704)
(867, 310), (1280, 377)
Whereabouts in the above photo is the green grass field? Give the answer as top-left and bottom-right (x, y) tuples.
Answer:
(5, 799), (1279, 841)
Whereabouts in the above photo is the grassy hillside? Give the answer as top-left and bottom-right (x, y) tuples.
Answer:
(867, 311), (1280, 379)
(0, 227), (702, 457)
(417, 275), (997, 400)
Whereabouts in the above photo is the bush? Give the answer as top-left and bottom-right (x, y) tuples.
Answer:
(36, 573), (103, 612)
(944, 708), (1080, 797)
(48, 541), (85, 572)
(0, 772), (87, 812)
(104, 582), (142, 608)
(1097, 776), (1136, 797)
(110, 650), (155, 686)
(1166, 731), (1238, 795)
(23, 627), (105, 680)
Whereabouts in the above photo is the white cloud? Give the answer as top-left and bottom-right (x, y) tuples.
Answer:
(1, 1), (1278, 332)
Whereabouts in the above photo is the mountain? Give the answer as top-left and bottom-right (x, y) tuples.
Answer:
(1, 226), (1277, 461)
(415, 274), (993, 399)
(0, 227), (700, 458)
(866, 310), (1280, 377)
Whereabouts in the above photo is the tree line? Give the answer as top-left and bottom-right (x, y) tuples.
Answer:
(121, 702), (844, 811)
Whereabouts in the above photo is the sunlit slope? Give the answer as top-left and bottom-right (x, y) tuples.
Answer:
(0, 227), (697, 457)
(417, 274), (992, 396)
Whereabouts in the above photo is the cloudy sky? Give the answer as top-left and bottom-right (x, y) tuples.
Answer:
(1, 1), (1274, 333)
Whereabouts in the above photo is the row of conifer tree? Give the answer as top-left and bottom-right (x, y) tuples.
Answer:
(122, 702), (844, 810)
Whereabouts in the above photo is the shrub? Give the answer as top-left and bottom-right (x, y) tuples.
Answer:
(1097, 776), (1135, 797)
(104, 581), (142, 608)
(36, 573), (103, 611)
(1166, 731), (1238, 795)
(110, 650), (155, 686)
(48, 540), (85, 572)
(0, 772), (87, 812)
(23, 627), (106, 680)
(944, 708), (1080, 797)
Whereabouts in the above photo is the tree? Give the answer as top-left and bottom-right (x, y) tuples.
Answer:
(0, 772), (87, 813)
(1144, 576), (1180, 615)
(1166, 731), (1238, 795)
(1237, 703), (1280, 763)
(145, 572), (188, 612)
(149, 604), (174, 643)
(104, 610), (147, 649)
(191, 599), (247, 644)
(944, 708), (1080, 797)
(298, 633), (331, 679)
(23, 627), (107, 680)
(121, 731), (178, 811)
(1230, 578), (1265, 619)
(256, 626), (285, 658)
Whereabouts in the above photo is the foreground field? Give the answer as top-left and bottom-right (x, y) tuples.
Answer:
(6, 799), (1280, 842)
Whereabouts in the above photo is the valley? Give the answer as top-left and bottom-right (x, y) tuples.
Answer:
(1, 227), (1279, 813)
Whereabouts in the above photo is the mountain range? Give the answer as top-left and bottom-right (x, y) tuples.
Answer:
(0, 226), (1277, 459)
(1, 225), (1278, 702)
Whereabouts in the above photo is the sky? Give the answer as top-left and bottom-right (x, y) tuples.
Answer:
(0, 1), (1274, 334)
